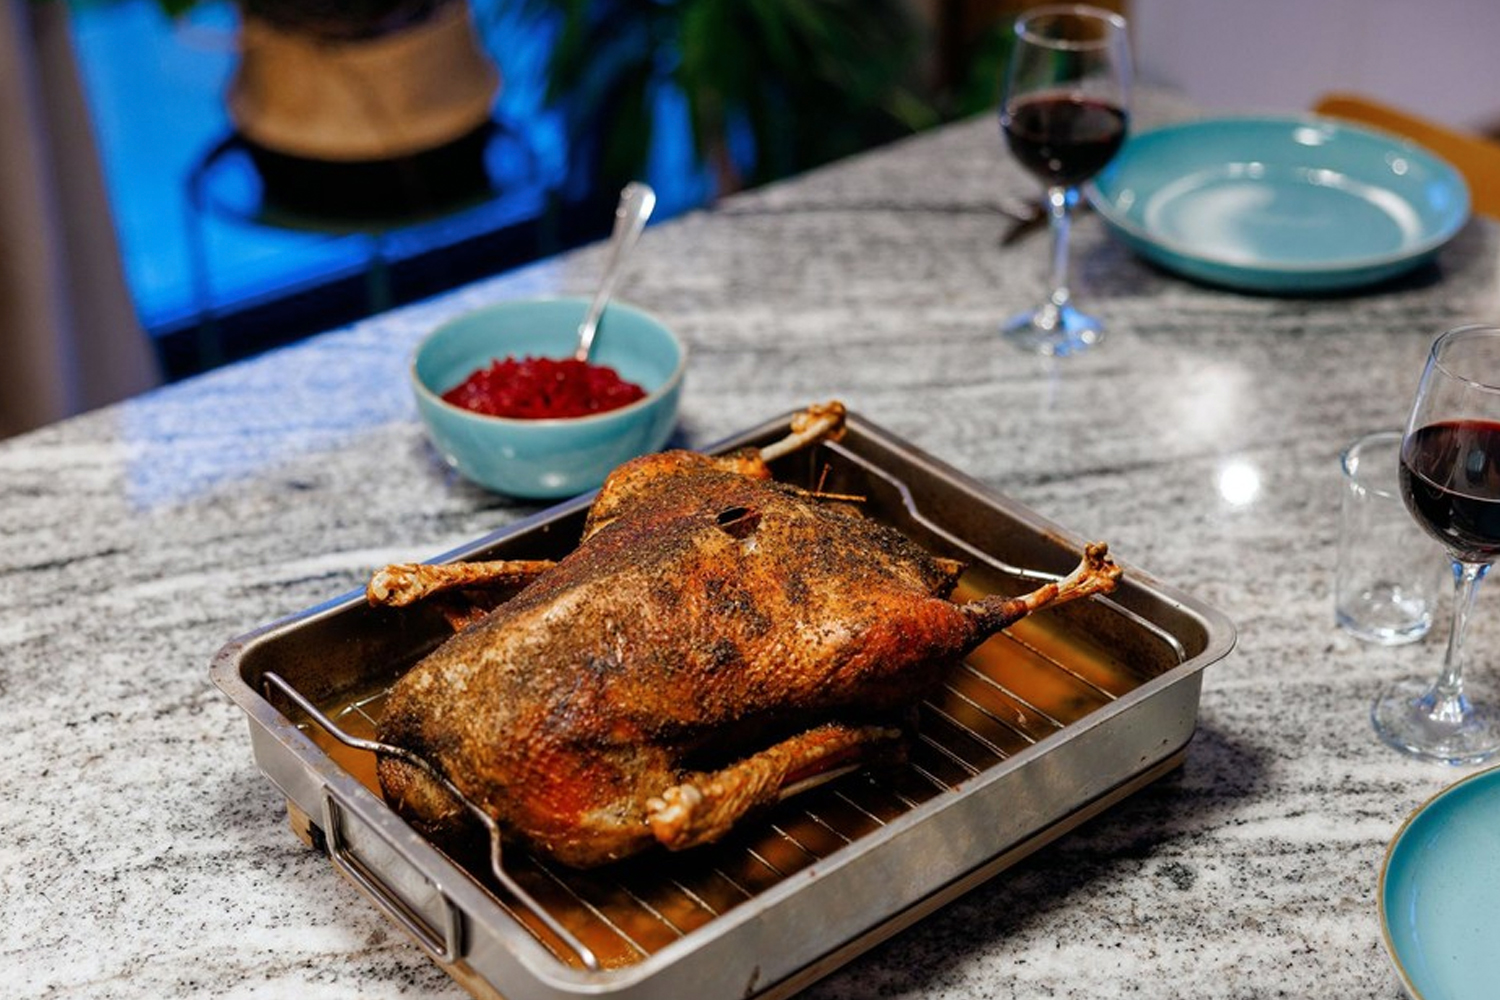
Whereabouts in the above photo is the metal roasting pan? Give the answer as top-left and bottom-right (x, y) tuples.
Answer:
(211, 410), (1237, 1000)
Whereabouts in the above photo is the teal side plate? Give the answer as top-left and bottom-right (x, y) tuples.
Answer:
(1088, 115), (1470, 293)
(1381, 765), (1500, 999)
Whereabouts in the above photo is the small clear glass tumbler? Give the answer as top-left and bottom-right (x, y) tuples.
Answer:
(1335, 430), (1447, 644)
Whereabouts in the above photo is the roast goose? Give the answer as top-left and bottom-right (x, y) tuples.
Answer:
(368, 402), (1121, 867)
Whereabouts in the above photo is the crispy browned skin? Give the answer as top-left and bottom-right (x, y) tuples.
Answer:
(376, 417), (1120, 867)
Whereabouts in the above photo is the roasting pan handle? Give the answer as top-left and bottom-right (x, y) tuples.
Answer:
(262, 671), (602, 971)
(322, 789), (464, 963)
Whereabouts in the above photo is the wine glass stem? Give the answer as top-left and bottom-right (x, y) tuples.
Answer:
(1430, 560), (1491, 721)
(1044, 185), (1077, 313)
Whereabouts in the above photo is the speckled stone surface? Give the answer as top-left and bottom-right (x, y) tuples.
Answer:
(6, 90), (1500, 998)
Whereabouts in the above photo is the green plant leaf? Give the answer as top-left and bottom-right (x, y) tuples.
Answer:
(535, 0), (940, 195)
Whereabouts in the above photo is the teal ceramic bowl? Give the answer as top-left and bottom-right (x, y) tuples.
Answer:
(412, 297), (686, 499)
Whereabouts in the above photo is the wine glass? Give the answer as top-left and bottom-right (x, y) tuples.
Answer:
(999, 4), (1131, 356)
(1373, 325), (1500, 764)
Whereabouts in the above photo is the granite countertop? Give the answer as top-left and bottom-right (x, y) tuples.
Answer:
(6, 89), (1500, 998)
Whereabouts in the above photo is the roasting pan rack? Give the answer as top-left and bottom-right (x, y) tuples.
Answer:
(213, 410), (1237, 1000)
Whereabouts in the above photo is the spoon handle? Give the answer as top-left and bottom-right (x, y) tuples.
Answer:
(575, 182), (657, 362)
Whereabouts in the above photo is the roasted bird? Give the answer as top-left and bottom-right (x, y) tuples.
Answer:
(369, 402), (1121, 867)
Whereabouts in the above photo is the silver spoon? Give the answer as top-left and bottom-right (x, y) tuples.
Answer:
(574, 182), (657, 362)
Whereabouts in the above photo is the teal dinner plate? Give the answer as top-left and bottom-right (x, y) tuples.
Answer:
(1380, 766), (1500, 999)
(1087, 115), (1470, 293)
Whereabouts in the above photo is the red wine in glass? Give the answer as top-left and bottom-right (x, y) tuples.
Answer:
(1400, 419), (1500, 563)
(997, 5), (1131, 356)
(1003, 95), (1128, 189)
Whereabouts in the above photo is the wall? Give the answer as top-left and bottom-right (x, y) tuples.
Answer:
(1130, 0), (1500, 132)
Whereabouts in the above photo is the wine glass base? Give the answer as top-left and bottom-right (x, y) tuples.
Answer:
(1001, 303), (1103, 356)
(1371, 678), (1500, 765)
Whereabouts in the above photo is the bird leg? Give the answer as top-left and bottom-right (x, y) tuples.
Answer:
(645, 721), (901, 852)
(964, 542), (1122, 633)
(366, 559), (555, 607)
(703, 400), (849, 480)
(757, 400), (847, 463)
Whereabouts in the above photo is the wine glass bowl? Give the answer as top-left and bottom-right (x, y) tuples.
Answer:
(1373, 325), (1500, 764)
(999, 4), (1131, 356)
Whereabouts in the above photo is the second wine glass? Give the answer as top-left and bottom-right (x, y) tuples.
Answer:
(999, 4), (1131, 356)
(1373, 324), (1500, 764)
